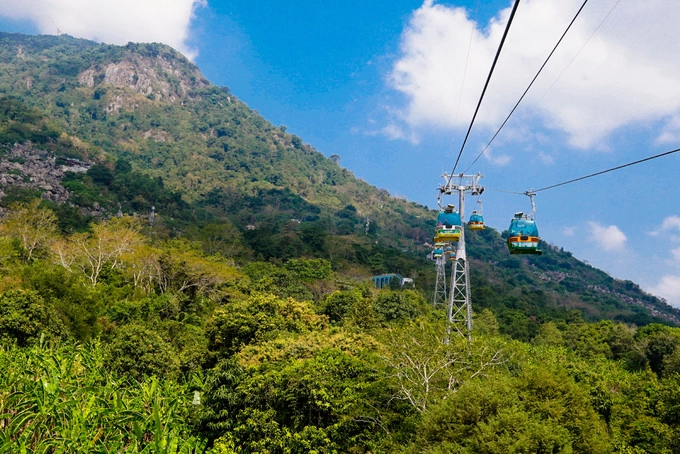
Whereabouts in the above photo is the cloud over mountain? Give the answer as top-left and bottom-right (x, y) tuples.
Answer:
(649, 275), (680, 308)
(588, 221), (626, 252)
(0, 0), (206, 59)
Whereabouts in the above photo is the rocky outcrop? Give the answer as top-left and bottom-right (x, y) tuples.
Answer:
(78, 51), (209, 104)
(78, 69), (95, 87)
(587, 284), (680, 325)
(0, 143), (89, 204)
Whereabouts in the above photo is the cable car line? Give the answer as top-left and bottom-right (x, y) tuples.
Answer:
(463, 0), (591, 174)
(540, 0), (622, 102)
(533, 146), (680, 193)
(455, 0), (480, 127)
(447, 0), (521, 183)
(486, 187), (525, 195)
(490, 146), (680, 196)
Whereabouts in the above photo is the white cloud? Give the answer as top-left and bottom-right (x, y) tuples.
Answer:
(563, 226), (576, 236)
(650, 215), (680, 236)
(537, 151), (555, 165)
(588, 221), (627, 251)
(482, 147), (510, 166)
(648, 275), (680, 307)
(388, 0), (680, 149)
(381, 124), (420, 144)
(660, 215), (680, 232)
(656, 115), (680, 145)
(0, 0), (206, 59)
(672, 246), (680, 263)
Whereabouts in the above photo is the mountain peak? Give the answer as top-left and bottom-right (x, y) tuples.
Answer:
(76, 42), (209, 103)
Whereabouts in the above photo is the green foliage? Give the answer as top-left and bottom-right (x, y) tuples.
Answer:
(299, 222), (328, 252)
(321, 290), (362, 323)
(199, 329), (387, 453)
(411, 365), (611, 453)
(0, 341), (206, 452)
(243, 259), (334, 301)
(206, 293), (326, 356)
(188, 222), (251, 261)
(0, 289), (67, 346)
(0, 96), (69, 154)
(284, 257), (333, 281)
(373, 289), (421, 323)
(21, 263), (101, 341)
(61, 160), (194, 224)
(105, 323), (180, 380)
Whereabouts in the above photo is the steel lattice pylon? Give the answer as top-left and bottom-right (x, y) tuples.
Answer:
(437, 173), (483, 341)
(433, 257), (448, 307)
(447, 234), (472, 340)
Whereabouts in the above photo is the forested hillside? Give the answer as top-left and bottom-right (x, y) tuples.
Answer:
(0, 31), (676, 326)
(0, 32), (680, 452)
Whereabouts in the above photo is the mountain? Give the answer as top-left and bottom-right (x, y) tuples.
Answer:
(0, 31), (678, 331)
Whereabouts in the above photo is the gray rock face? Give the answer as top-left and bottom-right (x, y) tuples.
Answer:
(78, 53), (209, 104)
(78, 69), (95, 87)
(0, 143), (87, 203)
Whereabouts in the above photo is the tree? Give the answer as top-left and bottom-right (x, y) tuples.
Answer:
(373, 290), (419, 323)
(645, 331), (679, 377)
(533, 321), (564, 347)
(380, 321), (506, 412)
(299, 223), (327, 252)
(412, 365), (612, 453)
(158, 239), (242, 299)
(0, 199), (58, 261)
(0, 289), (67, 346)
(474, 309), (500, 336)
(321, 290), (362, 323)
(195, 222), (251, 260)
(105, 323), (179, 380)
(206, 293), (326, 355)
(51, 216), (145, 286)
(120, 243), (162, 295)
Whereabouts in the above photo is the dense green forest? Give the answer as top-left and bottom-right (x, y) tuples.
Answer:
(0, 32), (680, 452)
(1, 201), (680, 452)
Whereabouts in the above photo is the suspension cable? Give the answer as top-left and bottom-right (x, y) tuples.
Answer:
(486, 187), (526, 195)
(454, 0), (480, 126)
(486, 146), (680, 196)
(464, 0), (591, 173)
(533, 147), (680, 193)
(447, 0), (521, 181)
(540, 0), (622, 101)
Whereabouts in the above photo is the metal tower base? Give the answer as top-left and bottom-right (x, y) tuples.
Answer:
(433, 257), (447, 307)
(447, 257), (472, 340)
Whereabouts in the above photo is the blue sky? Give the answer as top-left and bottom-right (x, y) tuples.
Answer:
(2, 0), (680, 307)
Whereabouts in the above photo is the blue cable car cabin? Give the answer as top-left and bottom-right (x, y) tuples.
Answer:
(433, 248), (443, 259)
(507, 212), (542, 255)
(435, 204), (462, 242)
(469, 210), (485, 231)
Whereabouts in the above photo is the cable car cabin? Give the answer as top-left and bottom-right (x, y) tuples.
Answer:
(507, 212), (542, 255)
(445, 245), (456, 261)
(434, 228), (461, 243)
(469, 210), (485, 231)
(433, 248), (443, 259)
(435, 205), (463, 242)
